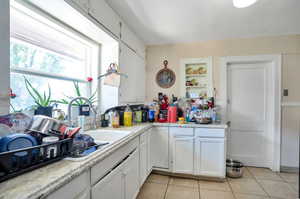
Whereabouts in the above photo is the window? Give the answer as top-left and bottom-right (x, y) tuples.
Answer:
(10, 4), (99, 112)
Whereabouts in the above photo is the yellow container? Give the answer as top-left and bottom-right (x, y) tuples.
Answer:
(124, 112), (132, 126)
(124, 105), (133, 127)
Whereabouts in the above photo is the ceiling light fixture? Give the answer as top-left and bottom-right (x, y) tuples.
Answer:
(233, 0), (257, 8)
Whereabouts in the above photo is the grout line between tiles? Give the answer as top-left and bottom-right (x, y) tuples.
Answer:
(226, 177), (238, 199)
(252, 174), (271, 198)
(163, 177), (171, 199)
(198, 180), (201, 199)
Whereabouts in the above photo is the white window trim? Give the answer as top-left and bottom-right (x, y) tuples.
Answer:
(10, 2), (100, 104)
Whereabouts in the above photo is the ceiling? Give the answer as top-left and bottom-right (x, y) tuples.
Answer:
(105, 0), (300, 45)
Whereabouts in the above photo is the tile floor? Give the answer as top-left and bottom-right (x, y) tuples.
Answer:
(137, 167), (299, 199)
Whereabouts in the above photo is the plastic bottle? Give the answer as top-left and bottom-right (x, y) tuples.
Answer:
(167, 105), (177, 123)
(148, 104), (155, 123)
(112, 110), (120, 128)
(124, 105), (133, 127)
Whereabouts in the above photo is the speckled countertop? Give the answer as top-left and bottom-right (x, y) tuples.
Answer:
(0, 122), (227, 199)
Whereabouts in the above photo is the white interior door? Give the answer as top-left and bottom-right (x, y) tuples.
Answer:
(227, 62), (272, 168)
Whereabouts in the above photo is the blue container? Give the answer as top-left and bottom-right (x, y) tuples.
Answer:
(0, 133), (38, 156)
(148, 110), (155, 122)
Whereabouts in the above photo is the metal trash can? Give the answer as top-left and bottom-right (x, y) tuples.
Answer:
(226, 159), (244, 178)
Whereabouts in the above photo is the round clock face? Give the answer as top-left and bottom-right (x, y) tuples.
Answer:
(156, 60), (176, 88)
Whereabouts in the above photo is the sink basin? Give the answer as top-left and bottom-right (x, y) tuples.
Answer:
(85, 129), (132, 143)
(65, 129), (132, 161)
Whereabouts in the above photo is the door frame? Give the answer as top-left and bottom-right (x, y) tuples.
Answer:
(220, 55), (282, 171)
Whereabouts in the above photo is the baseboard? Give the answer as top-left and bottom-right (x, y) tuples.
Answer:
(280, 166), (299, 173)
(152, 169), (226, 182)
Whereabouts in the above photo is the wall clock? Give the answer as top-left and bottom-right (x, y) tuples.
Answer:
(156, 60), (176, 88)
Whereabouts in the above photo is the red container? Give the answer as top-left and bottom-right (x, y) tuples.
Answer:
(168, 106), (177, 123)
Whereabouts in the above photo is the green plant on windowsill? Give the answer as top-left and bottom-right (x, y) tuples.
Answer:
(24, 77), (53, 117)
(54, 81), (97, 106)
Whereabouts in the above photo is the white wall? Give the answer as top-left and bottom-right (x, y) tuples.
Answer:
(0, 0), (10, 115)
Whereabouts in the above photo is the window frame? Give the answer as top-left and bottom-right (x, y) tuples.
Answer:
(10, 3), (100, 110)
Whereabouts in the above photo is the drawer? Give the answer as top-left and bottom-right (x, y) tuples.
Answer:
(195, 128), (225, 138)
(170, 127), (194, 136)
(46, 171), (90, 199)
(91, 137), (139, 185)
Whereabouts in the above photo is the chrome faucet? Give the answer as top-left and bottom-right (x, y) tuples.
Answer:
(68, 97), (97, 129)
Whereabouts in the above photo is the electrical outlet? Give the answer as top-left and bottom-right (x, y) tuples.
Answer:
(283, 89), (289, 97)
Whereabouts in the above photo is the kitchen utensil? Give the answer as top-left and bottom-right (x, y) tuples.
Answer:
(195, 117), (212, 124)
(0, 113), (31, 133)
(226, 159), (244, 178)
(27, 115), (65, 136)
(66, 127), (81, 138)
(0, 133), (38, 154)
(0, 124), (13, 137)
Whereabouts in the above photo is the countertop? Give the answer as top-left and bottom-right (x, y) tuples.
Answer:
(0, 122), (227, 199)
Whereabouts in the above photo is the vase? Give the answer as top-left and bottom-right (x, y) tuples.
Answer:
(34, 106), (53, 117)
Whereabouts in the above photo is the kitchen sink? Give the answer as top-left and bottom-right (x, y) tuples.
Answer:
(85, 129), (132, 143)
(65, 129), (132, 161)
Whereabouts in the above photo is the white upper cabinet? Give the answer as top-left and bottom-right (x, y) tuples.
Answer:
(89, 0), (121, 38)
(121, 22), (145, 59)
(119, 43), (145, 104)
(69, 0), (89, 13)
(136, 56), (146, 102)
(119, 43), (137, 103)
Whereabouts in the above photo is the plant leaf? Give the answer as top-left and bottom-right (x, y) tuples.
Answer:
(24, 77), (42, 106)
(24, 77), (44, 106)
(46, 84), (51, 106)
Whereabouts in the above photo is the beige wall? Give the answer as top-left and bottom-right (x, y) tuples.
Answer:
(146, 34), (300, 168)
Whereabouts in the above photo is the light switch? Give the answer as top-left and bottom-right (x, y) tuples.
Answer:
(283, 89), (288, 97)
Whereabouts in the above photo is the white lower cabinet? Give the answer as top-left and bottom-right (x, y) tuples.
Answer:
(172, 136), (195, 174)
(124, 149), (140, 199)
(195, 138), (226, 177)
(92, 149), (139, 199)
(46, 126), (226, 199)
(92, 166), (123, 199)
(139, 130), (150, 185)
(46, 171), (90, 199)
(150, 127), (169, 169)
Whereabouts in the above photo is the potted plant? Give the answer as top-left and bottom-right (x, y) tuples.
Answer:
(54, 81), (97, 118)
(24, 77), (53, 117)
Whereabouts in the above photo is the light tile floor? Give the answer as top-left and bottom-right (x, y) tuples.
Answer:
(137, 167), (299, 199)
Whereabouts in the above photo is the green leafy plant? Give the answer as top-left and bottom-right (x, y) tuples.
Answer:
(24, 77), (52, 107)
(54, 81), (97, 106)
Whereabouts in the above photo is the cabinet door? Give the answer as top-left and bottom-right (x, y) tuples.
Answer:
(172, 136), (194, 174)
(89, 0), (120, 37)
(92, 166), (124, 199)
(135, 56), (146, 102)
(69, 0), (89, 12)
(46, 171), (90, 199)
(147, 129), (152, 174)
(140, 139), (148, 185)
(119, 44), (137, 103)
(124, 150), (140, 199)
(121, 23), (145, 59)
(195, 138), (225, 177)
(150, 127), (169, 169)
